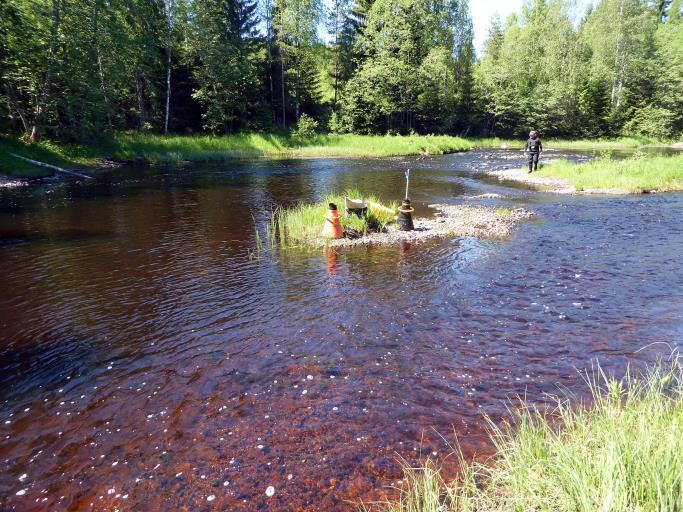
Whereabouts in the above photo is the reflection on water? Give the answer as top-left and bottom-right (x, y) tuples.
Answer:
(0, 150), (682, 510)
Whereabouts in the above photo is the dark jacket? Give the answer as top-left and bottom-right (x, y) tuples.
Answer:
(525, 136), (543, 153)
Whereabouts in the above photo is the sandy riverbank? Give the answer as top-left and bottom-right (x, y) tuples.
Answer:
(324, 204), (535, 248)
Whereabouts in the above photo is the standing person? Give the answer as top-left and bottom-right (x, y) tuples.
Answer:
(525, 130), (543, 173)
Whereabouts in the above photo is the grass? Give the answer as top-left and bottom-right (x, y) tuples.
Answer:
(2, 131), (677, 178)
(109, 133), (471, 162)
(471, 136), (657, 150)
(536, 153), (683, 192)
(267, 189), (398, 247)
(0, 136), (98, 177)
(1, 132), (470, 175)
(368, 361), (683, 512)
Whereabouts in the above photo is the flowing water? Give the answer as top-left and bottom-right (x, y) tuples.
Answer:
(1, 150), (682, 510)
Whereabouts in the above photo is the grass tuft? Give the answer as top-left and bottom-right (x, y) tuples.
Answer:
(368, 361), (683, 512)
(267, 189), (397, 247)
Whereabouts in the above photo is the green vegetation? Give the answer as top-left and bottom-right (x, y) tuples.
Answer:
(2, 0), (681, 144)
(473, 137), (658, 150)
(0, 133), (470, 176)
(537, 154), (683, 193)
(110, 133), (471, 162)
(268, 189), (397, 247)
(0, 136), (97, 177)
(370, 362), (683, 512)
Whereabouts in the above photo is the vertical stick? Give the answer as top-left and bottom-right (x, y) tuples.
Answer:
(405, 169), (410, 199)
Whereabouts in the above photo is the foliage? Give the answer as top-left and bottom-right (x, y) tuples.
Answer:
(368, 362), (683, 512)
(337, 0), (474, 134)
(291, 113), (319, 138)
(473, 0), (683, 139)
(0, 0), (681, 141)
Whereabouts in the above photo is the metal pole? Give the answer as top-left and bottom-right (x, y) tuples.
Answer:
(405, 169), (410, 199)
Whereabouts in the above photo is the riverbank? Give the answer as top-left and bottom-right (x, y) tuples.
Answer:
(472, 136), (661, 150)
(489, 154), (683, 194)
(371, 363), (683, 512)
(0, 134), (470, 177)
(2, 133), (677, 178)
(0, 137), (99, 178)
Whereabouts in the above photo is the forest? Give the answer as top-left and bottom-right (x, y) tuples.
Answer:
(0, 0), (681, 144)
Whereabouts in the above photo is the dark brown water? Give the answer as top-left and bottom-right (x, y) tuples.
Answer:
(1, 150), (682, 510)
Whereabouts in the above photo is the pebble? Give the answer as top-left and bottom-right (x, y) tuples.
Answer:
(16, 489), (27, 496)
(265, 486), (275, 497)
(207, 495), (215, 502)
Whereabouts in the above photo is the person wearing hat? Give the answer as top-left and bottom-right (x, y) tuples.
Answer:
(524, 131), (543, 173)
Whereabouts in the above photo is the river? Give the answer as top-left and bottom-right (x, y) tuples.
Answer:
(1, 149), (682, 510)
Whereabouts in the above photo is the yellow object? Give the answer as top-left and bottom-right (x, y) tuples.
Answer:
(367, 200), (396, 216)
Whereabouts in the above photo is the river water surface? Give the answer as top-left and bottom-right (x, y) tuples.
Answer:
(1, 150), (682, 510)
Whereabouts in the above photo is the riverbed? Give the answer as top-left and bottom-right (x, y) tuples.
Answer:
(1, 149), (681, 510)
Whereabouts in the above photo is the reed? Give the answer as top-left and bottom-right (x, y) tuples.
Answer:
(367, 361), (683, 512)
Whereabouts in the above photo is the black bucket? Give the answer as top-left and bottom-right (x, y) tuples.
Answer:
(397, 199), (414, 231)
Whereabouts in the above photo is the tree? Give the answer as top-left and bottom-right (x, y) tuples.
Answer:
(273, 0), (324, 125)
(189, 0), (262, 132)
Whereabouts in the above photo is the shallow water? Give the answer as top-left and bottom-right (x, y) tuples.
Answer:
(1, 150), (682, 510)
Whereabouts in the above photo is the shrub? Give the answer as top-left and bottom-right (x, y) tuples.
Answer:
(291, 113), (319, 139)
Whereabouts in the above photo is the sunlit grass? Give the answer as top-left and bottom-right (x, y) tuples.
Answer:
(368, 361), (683, 512)
(111, 133), (471, 161)
(267, 189), (398, 247)
(537, 154), (683, 192)
(0, 136), (98, 176)
(470, 136), (656, 150)
(468, 137), (659, 151)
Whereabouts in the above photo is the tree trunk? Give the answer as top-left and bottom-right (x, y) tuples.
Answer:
(30, 0), (61, 142)
(611, 0), (625, 110)
(295, 63), (300, 122)
(93, 0), (113, 128)
(280, 55), (286, 128)
(136, 73), (148, 130)
(164, 0), (173, 134)
(4, 85), (31, 135)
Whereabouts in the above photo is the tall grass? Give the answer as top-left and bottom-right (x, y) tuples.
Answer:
(268, 189), (397, 247)
(111, 133), (471, 161)
(368, 361), (683, 512)
(537, 153), (683, 192)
